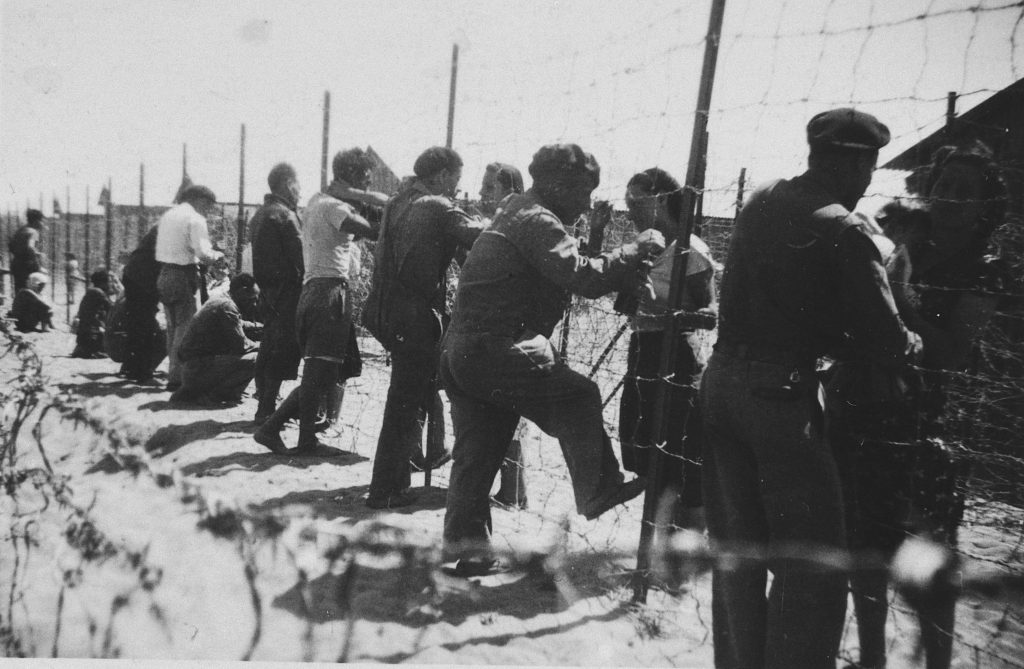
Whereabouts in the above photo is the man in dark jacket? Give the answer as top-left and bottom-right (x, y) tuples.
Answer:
(439, 144), (664, 576)
(250, 163), (304, 422)
(71, 269), (115, 358)
(9, 209), (45, 292)
(170, 273), (262, 404)
(700, 109), (922, 669)
(362, 147), (486, 509)
(120, 226), (166, 382)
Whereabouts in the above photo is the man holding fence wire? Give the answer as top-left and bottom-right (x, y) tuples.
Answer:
(699, 109), (921, 669)
(439, 143), (665, 577)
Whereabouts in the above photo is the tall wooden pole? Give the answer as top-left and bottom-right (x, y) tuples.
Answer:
(735, 167), (747, 220)
(446, 44), (459, 149)
(84, 186), (91, 275)
(237, 123), (246, 270)
(104, 178), (114, 269)
(138, 162), (147, 241)
(321, 91), (330, 192)
(633, 0), (728, 604)
(183, 143), (188, 179)
(50, 193), (57, 301)
(65, 185), (72, 323)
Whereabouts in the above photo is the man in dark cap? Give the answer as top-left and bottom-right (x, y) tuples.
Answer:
(170, 273), (262, 404)
(361, 146), (485, 509)
(155, 184), (224, 391)
(8, 209), (45, 293)
(249, 162), (305, 422)
(439, 143), (665, 576)
(700, 109), (922, 669)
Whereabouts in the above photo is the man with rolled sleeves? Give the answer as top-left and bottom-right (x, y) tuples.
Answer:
(700, 109), (922, 669)
(155, 185), (223, 391)
(362, 146), (485, 509)
(439, 144), (665, 576)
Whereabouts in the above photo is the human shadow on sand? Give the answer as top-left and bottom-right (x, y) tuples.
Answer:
(271, 551), (629, 640)
(249, 484), (447, 521)
(60, 375), (167, 400)
(143, 419), (254, 457)
(180, 448), (369, 479)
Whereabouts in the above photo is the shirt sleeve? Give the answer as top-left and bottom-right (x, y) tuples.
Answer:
(511, 212), (637, 299)
(283, 213), (304, 284)
(189, 213), (223, 263)
(325, 199), (354, 230)
(838, 224), (920, 367)
(442, 206), (487, 248)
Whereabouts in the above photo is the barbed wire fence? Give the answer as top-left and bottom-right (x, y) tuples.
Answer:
(3, 0), (1024, 664)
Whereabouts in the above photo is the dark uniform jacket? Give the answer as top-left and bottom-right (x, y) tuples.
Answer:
(447, 190), (638, 340)
(718, 172), (914, 367)
(363, 182), (484, 351)
(122, 227), (161, 297)
(249, 194), (304, 318)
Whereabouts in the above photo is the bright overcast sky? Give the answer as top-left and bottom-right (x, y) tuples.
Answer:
(2, 0), (1022, 218)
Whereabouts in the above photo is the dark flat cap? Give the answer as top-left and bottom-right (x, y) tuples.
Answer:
(807, 108), (890, 150)
(528, 143), (600, 187)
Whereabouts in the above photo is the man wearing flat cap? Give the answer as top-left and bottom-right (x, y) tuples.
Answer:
(439, 143), (665, 576)
(700, 109), (921, 668)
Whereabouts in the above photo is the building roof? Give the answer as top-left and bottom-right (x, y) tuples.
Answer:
(883, 77), (1024, 170)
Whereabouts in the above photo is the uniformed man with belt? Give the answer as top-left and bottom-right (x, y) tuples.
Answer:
(700, 109), (922, 669)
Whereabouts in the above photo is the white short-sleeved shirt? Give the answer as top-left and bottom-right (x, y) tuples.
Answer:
(634, 235), (718, 331)
(302, 193), (359, 283)
(154, 202), (223, 266)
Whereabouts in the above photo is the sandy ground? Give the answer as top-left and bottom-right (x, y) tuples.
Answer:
(2, 303), (1024, 668)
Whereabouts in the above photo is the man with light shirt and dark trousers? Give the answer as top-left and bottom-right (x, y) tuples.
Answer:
(439, 144), (665, 576)
(362, 147), (486, 510)
(154, 185), (223, 392)
(254, 153), (376, 456)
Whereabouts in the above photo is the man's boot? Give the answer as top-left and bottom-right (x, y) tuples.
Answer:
(296, 359), (343, 456)
(255, 376), (283, 425)
(254, 387), (299, 454)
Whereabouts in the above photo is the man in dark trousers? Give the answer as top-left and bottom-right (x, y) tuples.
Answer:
(171, 273), (262, 405)
(362, 146), (486, 509)
(120, 226), (166, 382)
(9, 209), (45, 292)
(254, 155), (376, 456)
(71, 269), (116, 358)
(439, 144), (664, 576)
(250, 163), (305, 423)
(700, 109), (922, 669)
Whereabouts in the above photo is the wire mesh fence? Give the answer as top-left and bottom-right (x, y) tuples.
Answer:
(2, 0), (1024, 665)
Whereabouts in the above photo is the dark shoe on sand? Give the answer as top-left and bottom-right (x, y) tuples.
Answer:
(365, 490), (417, 510)
(254, 428), (289, 455)
(444, 557), (511, 578)
(581, 478), (646, 520)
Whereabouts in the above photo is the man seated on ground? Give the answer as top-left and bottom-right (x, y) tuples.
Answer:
(8, 272), (54, 333)
(71, 269), (117, 358)
(170, 273), (262, 405)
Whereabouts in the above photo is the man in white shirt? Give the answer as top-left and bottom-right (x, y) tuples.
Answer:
(254, 154), (376, 455)
(155, 184), (223, 390)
